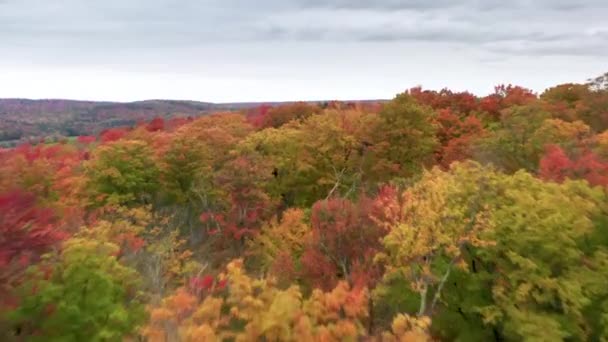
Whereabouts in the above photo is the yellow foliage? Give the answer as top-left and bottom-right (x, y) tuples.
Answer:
(248, 208), (310, 282)
(143, 259), (371, 342)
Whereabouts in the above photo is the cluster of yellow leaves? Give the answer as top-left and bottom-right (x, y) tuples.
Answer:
(143, 259), (371, 342)
(592, 129), (608, 158)
(144, 226), (200, 292)
(381, 314), (432, 342)
(377, 162), (495, 285)
(248, 208), (310, 279)
(530, 118), (592, 155)
(79, 206), (150, 249)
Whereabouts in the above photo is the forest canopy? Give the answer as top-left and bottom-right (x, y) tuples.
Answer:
(2, 74), (608, 341)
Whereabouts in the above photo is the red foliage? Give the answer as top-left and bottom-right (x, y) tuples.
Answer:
(539, 145), (608, 187)
(539, 145), (573, 183)
(270, 250), (298, 284)
(166, 117), (194, 131)
(435, 109), (485, 169)
(247, 102), (320, 129)
(100, 128), (129, 143)
(409, 87), (479, 114)
(0, 191), (66, 268)
(300, 197), (385, 290)
(480, 84), (536, 120)
(246, 104), (273, 129)
(209, 156), (275, 242)
(190, 275), (215, 290)
(77, 135), (97, 144)
(146, 117), (165, 132)
(189, 274), (227, 296)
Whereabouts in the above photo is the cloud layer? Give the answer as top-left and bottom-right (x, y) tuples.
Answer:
(0, 0), (606, 101)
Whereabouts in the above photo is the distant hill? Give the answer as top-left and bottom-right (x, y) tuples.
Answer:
(0, 99), (288, 146)
(0, 99), (216, 144)
(0, 98), (385, 146)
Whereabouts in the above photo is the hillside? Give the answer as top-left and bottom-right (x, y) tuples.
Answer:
(0, 99), (220, 144)
(0, 99), (384, 146)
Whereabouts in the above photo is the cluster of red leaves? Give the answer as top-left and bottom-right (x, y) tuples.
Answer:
(100, 128), (129, 143)
(539, 145), (608, 187)
(189, 275), (227, 291)
(0, 191), (66, 276)
(246, 104), (273, 129)
(146, 117), (165, 132)
(409, 87), (479, 115)
(301, 197), (386, 291)
(435, 109), (485, 169)
(479, 85), (537, 120)
(247, 102), (320, 129)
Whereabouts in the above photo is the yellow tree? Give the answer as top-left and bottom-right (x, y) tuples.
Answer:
(248, 208), (310, 284)
(375, 162), (495, 318)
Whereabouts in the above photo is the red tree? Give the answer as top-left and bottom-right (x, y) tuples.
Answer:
(0, 191), (67, 304)
(146, 117), (165, 132)
(0, 191), (66, 268)
(435, 109), (485, 169)
(100, 127), (129, 143)
(539, 145), (608, 187)
(300, 197), (385, 290)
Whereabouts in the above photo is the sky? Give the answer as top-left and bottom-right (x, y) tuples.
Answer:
(0, 0), (607, 102)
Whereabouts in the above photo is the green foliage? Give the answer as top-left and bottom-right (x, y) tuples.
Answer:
(161, 131), (212, 204)
(375, 162), (608, 340)
(476, 104), (550, 173)
(85, 139), (160, 206)
(377, 92), (438, 178)
(476, 174), (608, 341)
(8, 238), (145, 341)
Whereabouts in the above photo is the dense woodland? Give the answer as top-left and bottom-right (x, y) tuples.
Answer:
(2, 73), (608, 341)
(0, 99), (273, 146)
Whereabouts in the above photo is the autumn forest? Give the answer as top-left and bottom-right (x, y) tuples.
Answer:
(3, 74), (608, 341)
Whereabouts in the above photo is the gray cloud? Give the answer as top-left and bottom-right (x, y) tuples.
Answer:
(1, 0), (606, 54)
(0, 0), (606, 101)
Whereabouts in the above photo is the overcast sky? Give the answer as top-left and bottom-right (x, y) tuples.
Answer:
(1, 0), (607, 102)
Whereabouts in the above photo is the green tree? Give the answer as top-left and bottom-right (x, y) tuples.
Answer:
(377, 93), (438, 178)
(476, 104), (550, 173)
(8, 238), (145, 341)
(85, 139), (160, 206)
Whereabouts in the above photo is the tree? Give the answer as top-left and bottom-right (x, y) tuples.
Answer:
(409, 87), (479, 115)
(479, 85), (536, 120)
(435, 109), (485, 169)
(296, 108), (385, 203)
(85, 139), (160, 206)
(301, 196), (388, 292)
(375, 162), (495, 320)
(377, 93), (438, 178)
(161, 130), (214, 205)
(475, 104), (550, 173)
(248, 209), (310, 285)
(8, 238), (145, 341)
(234, 126), (303, 207)
(259, 102), (320, 129)
(0, 191), (66, 303)
(474, 170), (607, 341)
(530, 118), (591, 155)
(100, 128), (129, 143)
(539, 145), (608, 187)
